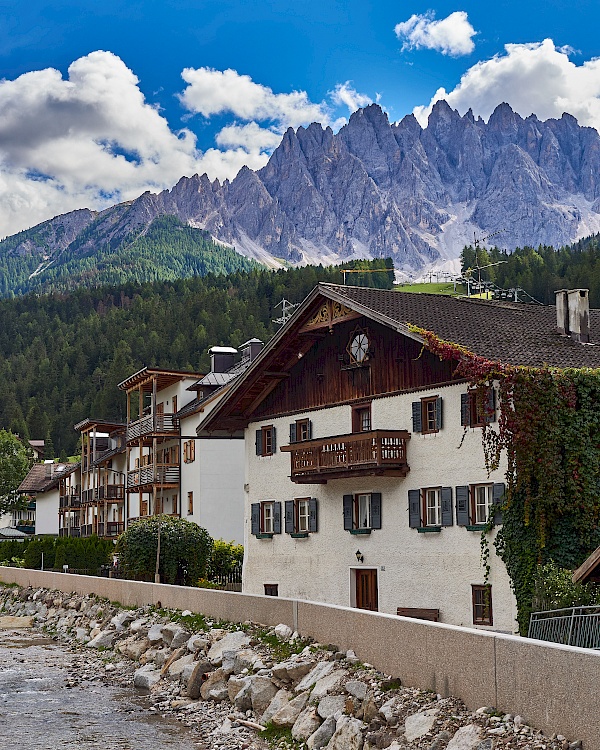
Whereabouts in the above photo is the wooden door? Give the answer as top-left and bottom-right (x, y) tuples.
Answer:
(356, 569), (378, 611)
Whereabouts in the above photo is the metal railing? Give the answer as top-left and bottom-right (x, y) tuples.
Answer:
(281, 430), (410, 481)
(97, 521), (124, 537)
(127, 464), (180, 488)
(126, 413), (179, 441)
(528, 605), (600, 649)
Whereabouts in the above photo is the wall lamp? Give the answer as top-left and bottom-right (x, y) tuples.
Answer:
(355, 549), (364, 563)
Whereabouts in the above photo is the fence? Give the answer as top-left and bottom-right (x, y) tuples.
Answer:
(528, 605), (600, 649)
(1, 568), (600, 750)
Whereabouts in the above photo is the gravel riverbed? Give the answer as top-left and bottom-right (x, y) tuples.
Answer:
(0, 584), (586, 750)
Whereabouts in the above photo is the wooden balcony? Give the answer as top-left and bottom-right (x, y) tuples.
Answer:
(127, 463), (180, 490)
(126, 413), (179, 443)
(97, 521), (124, 537)
(98, 484), (125, 501)
(281, 430), (410, 483)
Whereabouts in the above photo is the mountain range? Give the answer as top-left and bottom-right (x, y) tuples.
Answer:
(2, 100), (600, 295)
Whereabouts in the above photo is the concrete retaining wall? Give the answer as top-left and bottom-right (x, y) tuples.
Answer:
(2, 567), (599, 749)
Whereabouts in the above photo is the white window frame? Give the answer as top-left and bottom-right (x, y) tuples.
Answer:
(424, 487), (442, 527)
(296, 498), (310, 533)
(262, 501), (274, 534)
(473, 484), (493, 525)
(354, 493), (371, 529)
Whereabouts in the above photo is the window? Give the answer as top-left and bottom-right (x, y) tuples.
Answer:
(412, 396), (442, 434)
(472, 584), (493, 625)
(347, 327), (370, 365)
(251, 501), (282, 536)
(408, 488), (453, 529)
(285, 497), (318, 535)
(343, 493), (382, 532)
(187, 491), (194, 515)
(472, 484), (493, 525)
(183, 440), (196, 463)
(455, 483), (505, 527)
(264, 584), (279, 596)
(255, 426), (276, 456)
(172, 495), (178, 514)
(461, 389), (495, 428)
(424, 487), (442, 526)
(289, 419), (312, 443)
(352, 403), (372, 433)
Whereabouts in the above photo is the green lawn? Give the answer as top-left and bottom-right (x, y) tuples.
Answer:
(394, 282), (466, 296)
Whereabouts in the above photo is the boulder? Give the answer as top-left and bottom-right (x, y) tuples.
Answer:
(129, 618), (148, 634)
(233, 648), (260, 673)
(200, 668), (227, 700)
(170, 629), (191, 650)
(271, 691), (310, 727)
(133, 666), (161, 689)
(272, 658), (316, 683)
(161, 623), (184, 646)
(207, 631), (250, 666)
(404, 708), (439, 742)
(186, 660), (213, 700)
(111, 611), (136, 631)
(87, 630), (115, 649)
(446, 725), (484, 750)
(233, 681), (253, 711)
(274, 623), (293, 640)
(292, 707), (322, 741)
(311, 670), (346, 699)
(208, 686), (229, 701)
(221, 649), (239, 675)
(307, 715), (337, 749)
(325, 715), (364, 750)
(228, 676), (251, 703)
(147, 623), (164, 645)
(379, 697), (398, 725)
(318, 695), (346, 719)
(250, 676), (279, 715)
(167, 654), (194, 678)
(123, 638), (150, 661)
(261, 689), (292, 724)
(296, 661), (335, 692)
(345, 680), (367, 701)
(187, 634), (208, 652)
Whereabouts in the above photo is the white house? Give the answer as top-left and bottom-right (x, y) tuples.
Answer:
(202, 284), (600, 633)
(16, 461), (78, 536)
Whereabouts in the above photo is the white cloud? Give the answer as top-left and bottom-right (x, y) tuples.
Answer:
(395, 11), (476, 57)
(329, 82), (373, 114)
(412, 39), (600, 130)
(215, 122), (282, 152)
(180, 67), (329, 128)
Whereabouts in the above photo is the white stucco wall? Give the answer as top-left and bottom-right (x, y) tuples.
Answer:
(35, 488), (60, 535)
(243, 382), (518, 633)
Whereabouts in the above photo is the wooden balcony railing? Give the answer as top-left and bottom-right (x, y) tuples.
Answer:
(127, 463), (180, 489)
(97, 521), (124, 537)
(126, 413), (179, 442)
(59, 526), (81, 538)
(98, 484), (125, 501)
(60, 494), (81, 508)
(281, 430), (410, 483)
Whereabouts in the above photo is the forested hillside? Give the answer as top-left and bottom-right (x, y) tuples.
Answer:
(461, 234), (600, 305)
(0, 215), (258, 296)
(0, 259), (393, 456)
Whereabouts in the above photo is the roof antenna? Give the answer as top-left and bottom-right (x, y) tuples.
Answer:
(272, 298), (299, 326)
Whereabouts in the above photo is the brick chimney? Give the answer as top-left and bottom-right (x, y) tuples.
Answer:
(555, 289), (590, 343)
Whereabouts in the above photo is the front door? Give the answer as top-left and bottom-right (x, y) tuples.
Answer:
(356, 569), (378, 611)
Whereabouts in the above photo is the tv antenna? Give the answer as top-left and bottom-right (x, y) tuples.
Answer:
(464, 230), (507, 296)
(272, 298), (298, 326)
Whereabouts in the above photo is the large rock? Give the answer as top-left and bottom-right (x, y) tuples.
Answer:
(111, 611), (137, 631)
(187, 634), (208, 652)
(233, 648), (260, 673)
(161, 623), (185, 646)
(170, 629), (191, 650)
(274, 623), (293, 640)
(133, 666), (161, 689)
(318, 695), (346, 719)
(296, 661), (335, 692)
(272, 658), (316, 683)
(345, 680), (367, 701)
(200, 668), (227, 700)
(404, 708), (439, 742)
(250, 676), (279, 715)
(186, 660), (213, 700)
(147, 623), (164, 645)
(271, 691), (310, 727)
(207, 631), (250, 666)
(446, 725), (485, 750)
(233, 681), (253, 711)
(167, 654), (194, 678)
(325, 715), (364, 750)
(311, 670), (346, 699)
(261, 689), (292, 724)
(307, 715), (337, 749)
(122, 637), (150, 661)
(292, 707), (322, 741)
(87, 630), (115, 649)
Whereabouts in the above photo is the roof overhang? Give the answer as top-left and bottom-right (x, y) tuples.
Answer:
(118, 367), (206, 392)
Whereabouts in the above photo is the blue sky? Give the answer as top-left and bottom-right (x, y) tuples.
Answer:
(0, 0), (599, 236)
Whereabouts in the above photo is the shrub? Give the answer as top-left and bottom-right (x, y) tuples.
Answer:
(532, 561), (599, 611)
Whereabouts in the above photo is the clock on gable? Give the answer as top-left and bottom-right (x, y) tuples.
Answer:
(347, 327), (370, 365)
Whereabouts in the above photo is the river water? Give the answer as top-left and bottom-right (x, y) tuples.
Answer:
(0, 630), (199, 750)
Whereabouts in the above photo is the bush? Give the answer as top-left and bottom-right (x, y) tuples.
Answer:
(207, 539), (243, 580)
(532, 561), (599, 611)
(116, 515), (212, 585)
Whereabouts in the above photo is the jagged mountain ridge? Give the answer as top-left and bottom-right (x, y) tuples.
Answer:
(3, 101), (600, 291)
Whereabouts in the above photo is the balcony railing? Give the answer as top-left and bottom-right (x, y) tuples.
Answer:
(60, 494), (81, 508)
(59, 526), (81, 538)
(528, 605), (600, 649)
(281, 430), (411, 483)
(126, 413), (179, 442)
(127, 463), (180, 489)
(97, 521), (124, 537)
(98, 484), (125, 501)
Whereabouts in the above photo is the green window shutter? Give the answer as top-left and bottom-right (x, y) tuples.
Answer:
(370, 493), (382, 529)
(309, 498), (318, 533)
(343, 495), (353, 531)
(485, 389), (496, 423)
(408, 489), (421, 528)
(436, 397), (443, 430)
(492, 483), (505, 524)
(251, 503), (260, 535)
(456, 486), (470, 526)
(441, 487), (453, 526)
(255, 430), (262, 455)
(461, 394), (470, 426)
(307, 420), (313, 439)
(412, 401), (422, 433)
(289, 423), (297, 443)
(284, 500), (294, 534)
(273, 502), (282, 534)
(271, 427), (277, 453)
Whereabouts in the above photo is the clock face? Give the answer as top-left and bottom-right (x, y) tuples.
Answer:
(350, 332), (369, 363)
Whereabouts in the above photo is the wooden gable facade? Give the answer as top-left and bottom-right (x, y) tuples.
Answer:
(203, 288), (460, 433)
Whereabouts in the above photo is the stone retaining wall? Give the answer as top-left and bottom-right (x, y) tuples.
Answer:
(2, 568), (598, 750)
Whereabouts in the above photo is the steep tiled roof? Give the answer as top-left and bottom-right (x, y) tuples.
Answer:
(17, 462), (77, 494)
(322, 284), (600, 368)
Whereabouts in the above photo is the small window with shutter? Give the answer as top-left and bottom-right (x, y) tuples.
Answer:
(256, 426), (276, 456)
(462, 389), (496, 428)
(252, 500), (282, 537)
(408, 488), (452, 530)
(343, 493), (381, 533)
(472, 584), (493, 625)
(286, 498), (318, 536)
(414, 396), (442, 434)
